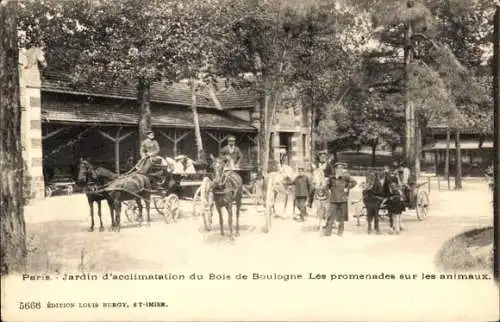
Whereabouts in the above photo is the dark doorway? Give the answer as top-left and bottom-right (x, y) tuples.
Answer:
(279, 132), (293, 165)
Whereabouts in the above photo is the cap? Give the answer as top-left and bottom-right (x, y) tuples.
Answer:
(318, 150), (328, 155)
(228, 135), (236, 141)
(334, 162), (347, 168)
(145, 130), (154, 135)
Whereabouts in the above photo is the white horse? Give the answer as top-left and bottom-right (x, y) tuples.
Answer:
(254, 164), (297, 233)
(311, 166), (330, 230)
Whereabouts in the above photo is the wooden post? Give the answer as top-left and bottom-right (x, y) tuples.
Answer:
(445, 127), (451, 189)
(205, 130), (229, 155)
(159, 129), (189, 157)
(454, 129), (462, 189)
(99, 127), (133, 174)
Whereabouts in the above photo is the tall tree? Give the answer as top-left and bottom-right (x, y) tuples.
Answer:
(1, 0), (27, 274)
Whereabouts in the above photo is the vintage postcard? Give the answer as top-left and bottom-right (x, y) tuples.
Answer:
(1, 0), (499, 321)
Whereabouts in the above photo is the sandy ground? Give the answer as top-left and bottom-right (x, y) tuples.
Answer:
(10, 179), (497, 321)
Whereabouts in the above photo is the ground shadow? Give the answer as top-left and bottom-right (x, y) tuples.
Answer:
(26, 220), (160, 272)
(435, 226), (493, 271)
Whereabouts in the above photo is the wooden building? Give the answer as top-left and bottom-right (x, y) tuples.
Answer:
(421, 125), (493, 177)
(19, 49), (312, 199)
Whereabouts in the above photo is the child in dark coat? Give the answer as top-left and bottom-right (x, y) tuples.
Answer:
(293, 165), (311, 221)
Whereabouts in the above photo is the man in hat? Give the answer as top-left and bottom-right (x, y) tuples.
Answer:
(135, 130), (160, 174)
(324, 162), (357, 236)
(220, 135), (242, 170)
(292, 164), (312, 221)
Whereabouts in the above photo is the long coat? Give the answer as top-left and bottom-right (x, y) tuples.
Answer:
(293, 174), (311, 198)
(327, 174), (357, 203)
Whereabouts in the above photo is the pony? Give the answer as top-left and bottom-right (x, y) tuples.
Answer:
(362, 171), (385, 234)
(101, 156), (157, 232)
(311, 166), (330, 230)
(208, 155), (243, 239)
(381, 171), (406, 234)
(77, 159), (117, 232)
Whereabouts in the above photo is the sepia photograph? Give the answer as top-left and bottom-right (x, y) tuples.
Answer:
(1, 0), (499, 321)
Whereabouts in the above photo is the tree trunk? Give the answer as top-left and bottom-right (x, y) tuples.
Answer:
(415, 117), (421, 179)
(370, 141), (377, 167)
(404, 22), (416, 182)
(310, 105), (315, 166)
(454, 129), (462, 189)
(445, 127), (451, 189)
(261, 93), (271, 174)
(191, 84), (203, 159)
(1, 0), (27, 274)
(137, 77), (152, 144)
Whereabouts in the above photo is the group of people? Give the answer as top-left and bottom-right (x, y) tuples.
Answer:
(134, 130), (243, 174)
(291, 150), (357, 237)
(290, 150), (412, 237)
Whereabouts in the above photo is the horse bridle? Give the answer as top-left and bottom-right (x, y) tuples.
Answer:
(81, 160), (98, 185)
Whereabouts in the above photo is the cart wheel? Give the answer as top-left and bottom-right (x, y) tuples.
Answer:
(154, 193), (180, 223)
(45, 186), (52, 198)
(65, 185), (74, 195)
(193, 185), (213, 231)
(416, 190), (429, 220)
(123, 200), (141, 224)
(192, 186), (202, 217)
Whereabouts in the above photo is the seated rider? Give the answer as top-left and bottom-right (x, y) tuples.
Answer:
(135, 130), (160, 175)
(219, 135), (242, 170)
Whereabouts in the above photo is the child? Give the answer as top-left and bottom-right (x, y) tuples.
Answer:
(293, 165), (311, 222)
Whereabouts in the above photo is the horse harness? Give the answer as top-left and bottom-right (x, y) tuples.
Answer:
(212, 171), (240, 195)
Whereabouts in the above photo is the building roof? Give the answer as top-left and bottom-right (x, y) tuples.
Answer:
(42, 100), (257, 132)
(41, 71), (258, 110)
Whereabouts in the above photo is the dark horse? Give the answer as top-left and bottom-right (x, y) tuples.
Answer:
(209, 156), (243, 239)
(381, 171), (406, 234)
(362, 172), (385, 234)
(77, 159), (117, 232)
(99, 156), (164, 232)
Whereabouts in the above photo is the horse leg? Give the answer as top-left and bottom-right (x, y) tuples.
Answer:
(97, 200), (104, 232)
(106, 197), (115, 229)
(216, 205), (224, 236)
(136, 198), (143, 222)
(145, 196), (151, 225)
(226, 203), (234, 239)
(366, 207), (373, 234)
(235, 194), (242, 237)
(374, 208), (380, 234)
(87, 198), (95, 232)
(393, 213), (401, 234)
(114, 199), (122, 232)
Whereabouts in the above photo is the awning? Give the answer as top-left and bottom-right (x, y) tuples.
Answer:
(41, 101), (257, 132)
(422, 140), (493, 150)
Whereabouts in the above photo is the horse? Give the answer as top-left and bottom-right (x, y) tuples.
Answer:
(208, 155), (244, 239)
(361, 171), (385, 234)
(381, 171), (406, 234)
(311, 166), (330, 230)
(77, 159), (118, 232)
(100, 156), (159, 232)
(253, 164), (296, 233)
